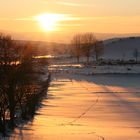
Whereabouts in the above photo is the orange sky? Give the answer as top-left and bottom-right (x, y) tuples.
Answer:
(0, 0), (140, 42)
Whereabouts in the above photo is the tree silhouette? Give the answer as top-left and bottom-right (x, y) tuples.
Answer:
(0, 33), (47, 135)
(133, 48), (139, 63)
(71, 34), (82, 62)
(81, 33), (97, 63)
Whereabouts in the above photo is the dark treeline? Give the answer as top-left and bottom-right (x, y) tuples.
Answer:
(0, 33), (50, 136)
(71, 32), (104, 63)
(16, 40), (70, 56)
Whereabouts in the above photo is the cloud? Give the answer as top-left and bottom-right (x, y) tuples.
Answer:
(55, 2), (81, 7)
(49, 1), (95, 7)
(0, 17), (33, 21)
(59, 24), (81, 27)
(0, 13), (80, 23)
(33, 13), (80, 21)
(15, 18), (33, 21)
(1, 15), (139, 23)
(0, 18), (11, 21)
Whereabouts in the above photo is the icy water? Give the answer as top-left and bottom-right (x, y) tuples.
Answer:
(6, 73), (140, 140)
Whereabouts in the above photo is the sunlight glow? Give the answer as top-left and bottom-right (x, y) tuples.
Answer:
(35, 13), (67, 31)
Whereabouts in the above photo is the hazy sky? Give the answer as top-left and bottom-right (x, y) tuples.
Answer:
(0, 0), (140, 41)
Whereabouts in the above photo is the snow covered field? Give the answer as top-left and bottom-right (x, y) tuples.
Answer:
(49, 63), (140, 74)
(5, 64), (140, 140)
(103, 37), (140, 60)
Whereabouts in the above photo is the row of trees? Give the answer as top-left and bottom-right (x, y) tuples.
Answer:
(0, 34), (49, 136)
(71, 33), (104, 63)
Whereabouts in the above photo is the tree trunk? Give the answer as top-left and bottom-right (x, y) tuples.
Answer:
(8, 85), (15, 128)
(0, 113), (3, 133)
(95, 54), (98, 62)
(2, 113), (6, 136)
(87, 55), (90, 63)
(77, 56), (80, 63)
(9, 105), (15, 128)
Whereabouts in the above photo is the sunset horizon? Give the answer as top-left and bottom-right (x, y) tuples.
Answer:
(0, 0), (140, 42)
(0, 1), (140, 140)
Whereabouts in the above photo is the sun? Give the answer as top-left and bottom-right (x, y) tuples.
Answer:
(35, 13), (66, 31)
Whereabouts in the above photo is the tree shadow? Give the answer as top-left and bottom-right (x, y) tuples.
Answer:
(68, 73), (140, 88)
(69, 74), (140, 126)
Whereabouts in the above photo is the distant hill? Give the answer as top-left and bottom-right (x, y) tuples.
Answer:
(103, 37), (140, 60)
(1, 29), (140, 43)
(14, 40), (70, 56)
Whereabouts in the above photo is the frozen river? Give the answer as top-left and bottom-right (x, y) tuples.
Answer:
(7, 72), (140, 140)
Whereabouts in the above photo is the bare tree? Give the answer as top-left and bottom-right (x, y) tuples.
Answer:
(0, 84), (8, 136)
(0, 34), (20, 129)
(0, 34), (40, 134)
(71, 34), (82, 62)
(81, 33), (97, 63)
(71, 33), (104, 63)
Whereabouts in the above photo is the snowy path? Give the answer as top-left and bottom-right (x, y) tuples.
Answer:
(8, 74), (140, 140)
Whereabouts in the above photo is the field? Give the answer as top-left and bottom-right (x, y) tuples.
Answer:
(7, 63), (140, 140)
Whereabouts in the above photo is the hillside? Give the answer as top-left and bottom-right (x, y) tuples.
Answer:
(103, 37), (140, 60)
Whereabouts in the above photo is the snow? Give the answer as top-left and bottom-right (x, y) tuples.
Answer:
(103, 37), (140, 60)
(49, 64), (140, 74)
(1, 35), (140, 140)
(5, 62), (140, 140)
